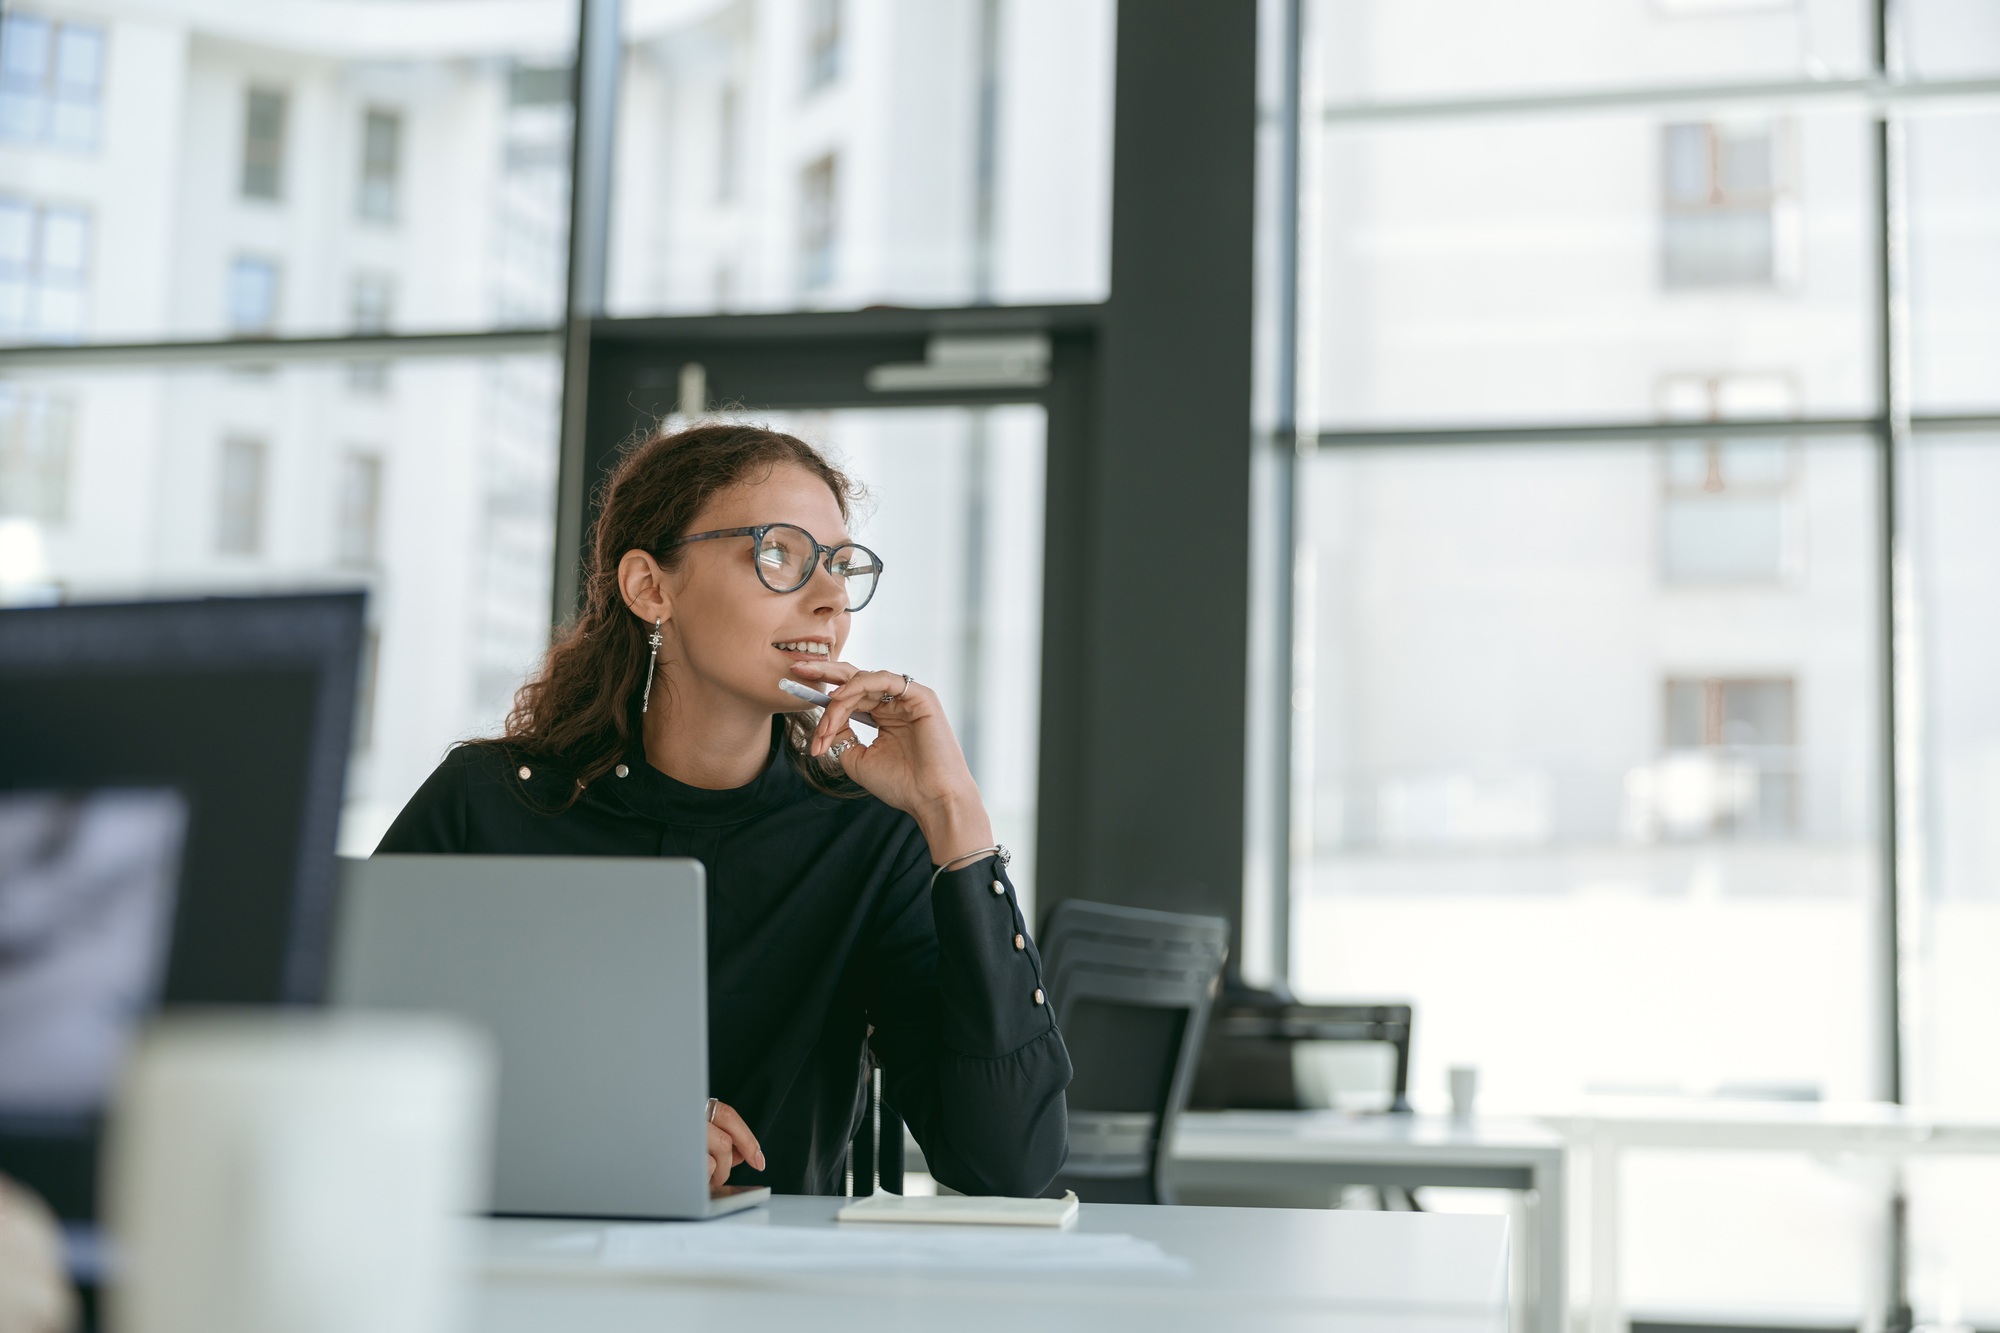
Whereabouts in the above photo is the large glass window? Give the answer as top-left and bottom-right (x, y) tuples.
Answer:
(607, 0), (1115, 315)
(1905, 431), (2000, 1316)
(1904, 0), (2000, 78)
(1293, 437), (1884, 1312)
(0, 352), (560, 851)
(1316, 0), (1868, 103)
(1907, 109), (2000, 416)
(1313, 108), (1873, 428)
(1295, 439), (1881, 1105)
(0, 0), (577, 345)
(1285, 0), (2000, 1323)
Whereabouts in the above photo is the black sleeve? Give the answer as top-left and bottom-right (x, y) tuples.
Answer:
(373, 746), (478, 854)
(865, 836), (1071, 1198)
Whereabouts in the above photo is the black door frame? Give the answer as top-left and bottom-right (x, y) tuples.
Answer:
(563, 302), (1104, 931)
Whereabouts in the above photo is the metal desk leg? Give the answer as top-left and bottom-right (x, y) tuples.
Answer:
(1589, 1128), (1623, 1333)
(1532, 1148), (1568, 1333)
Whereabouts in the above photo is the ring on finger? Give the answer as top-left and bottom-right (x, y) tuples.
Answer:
(882, 672), (913, 704)
(705, 1096), (718, 1124)
(829, 737), (856, 759)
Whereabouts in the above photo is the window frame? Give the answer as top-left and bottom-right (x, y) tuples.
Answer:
(0, 10), (104, 151)
(0, 196), (91, 342)
(358, 106), (402, 224)
(215, 434), (270, 556)
(226, 253), (282, 336)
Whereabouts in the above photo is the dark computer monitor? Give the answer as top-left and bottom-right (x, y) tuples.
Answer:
(0, 592), (365, 1218)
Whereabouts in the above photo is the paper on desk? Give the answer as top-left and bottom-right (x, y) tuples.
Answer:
(836, 1190), (1079, 1227)
(531, 1221), (1188, 1276)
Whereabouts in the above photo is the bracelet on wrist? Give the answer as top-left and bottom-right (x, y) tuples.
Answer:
(928, 844), (1011, 893)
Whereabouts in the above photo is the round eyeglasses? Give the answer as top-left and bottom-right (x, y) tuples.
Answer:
(665, 523), (883, 612)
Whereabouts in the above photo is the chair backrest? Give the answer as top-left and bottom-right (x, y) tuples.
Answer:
(1040, 900), (1229, 1204)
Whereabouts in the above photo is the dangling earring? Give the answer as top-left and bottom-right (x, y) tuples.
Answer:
(640, 619), (663, 714)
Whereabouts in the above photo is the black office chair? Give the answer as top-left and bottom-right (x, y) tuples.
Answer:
(1039, 900), (1229, 1205)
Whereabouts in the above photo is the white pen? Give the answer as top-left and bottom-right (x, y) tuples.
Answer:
(778, 677), (879, 728)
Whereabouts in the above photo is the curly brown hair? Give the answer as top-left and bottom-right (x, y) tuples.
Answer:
(476, 420), (863, 801)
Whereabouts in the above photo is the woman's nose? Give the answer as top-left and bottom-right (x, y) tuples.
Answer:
(804, 557), (846, 612)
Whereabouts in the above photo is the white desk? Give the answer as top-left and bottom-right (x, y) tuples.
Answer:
(473, 1195), (1510, 1333)
(1169, 1111), (1566, 1333)
(1551, 1099), (2000, 1333)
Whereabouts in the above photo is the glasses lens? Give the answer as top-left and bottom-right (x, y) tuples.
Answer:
(753, 525), (815, 593)
(829, 545), (881, 611)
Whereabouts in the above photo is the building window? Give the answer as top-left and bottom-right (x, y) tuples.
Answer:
(804, 0), (841, 92)
(1645, 676), (1799, 838)
(350, 270), (394, 334)
(0, 12), (103, 152)
(348, 272), (394, 392)
(1660, 438), (1797, 583)
(0, 197), (90, 341)
(799, 154), (837, 292)
(0, 384), (73, 522)
(1661, 119), (1796, 289)
(227, 255), (280, 336)
(216, 436), (268, 556)
(241, 87), (288, 201)
(336, 451), (383, 568)
(358, 107), (401, 223)
(507, 63), (570, 108)
(717, 83), (740, 205)
(1658, 373), (1799, 584)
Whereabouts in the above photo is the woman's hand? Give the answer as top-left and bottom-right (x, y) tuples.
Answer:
(706, 1100), (764, 1188)
(790, 661), (996, 864)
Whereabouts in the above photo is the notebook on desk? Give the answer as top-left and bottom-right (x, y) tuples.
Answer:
(835, 1191), (1079, 1227)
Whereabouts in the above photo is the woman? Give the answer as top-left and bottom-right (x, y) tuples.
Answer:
(377, 422), (1070, 1198)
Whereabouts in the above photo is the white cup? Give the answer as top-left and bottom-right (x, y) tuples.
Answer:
(1448, 1065), (1479, 1120)
(105, 1012), (493, 1333)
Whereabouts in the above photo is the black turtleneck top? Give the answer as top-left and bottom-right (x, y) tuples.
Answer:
(374, 721), (1071, 1198)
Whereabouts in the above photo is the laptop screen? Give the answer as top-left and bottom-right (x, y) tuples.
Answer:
(0, 788), (189, 1118)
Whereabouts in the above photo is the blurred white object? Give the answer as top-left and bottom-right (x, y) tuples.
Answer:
(0, 1173), (76, 1333)
(105, 1013), (493, 1333)
(1621, 749), (1764, 841)
(1448, 1065), (1479, 1120)
(0, 520), (58, 607)
(1291, 1040), (1399, 1112)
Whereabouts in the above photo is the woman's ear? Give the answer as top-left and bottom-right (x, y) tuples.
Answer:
(616, 549), (674, 627)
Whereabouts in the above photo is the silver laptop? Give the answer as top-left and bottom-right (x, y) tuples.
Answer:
(331, 854), (768, 1220)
